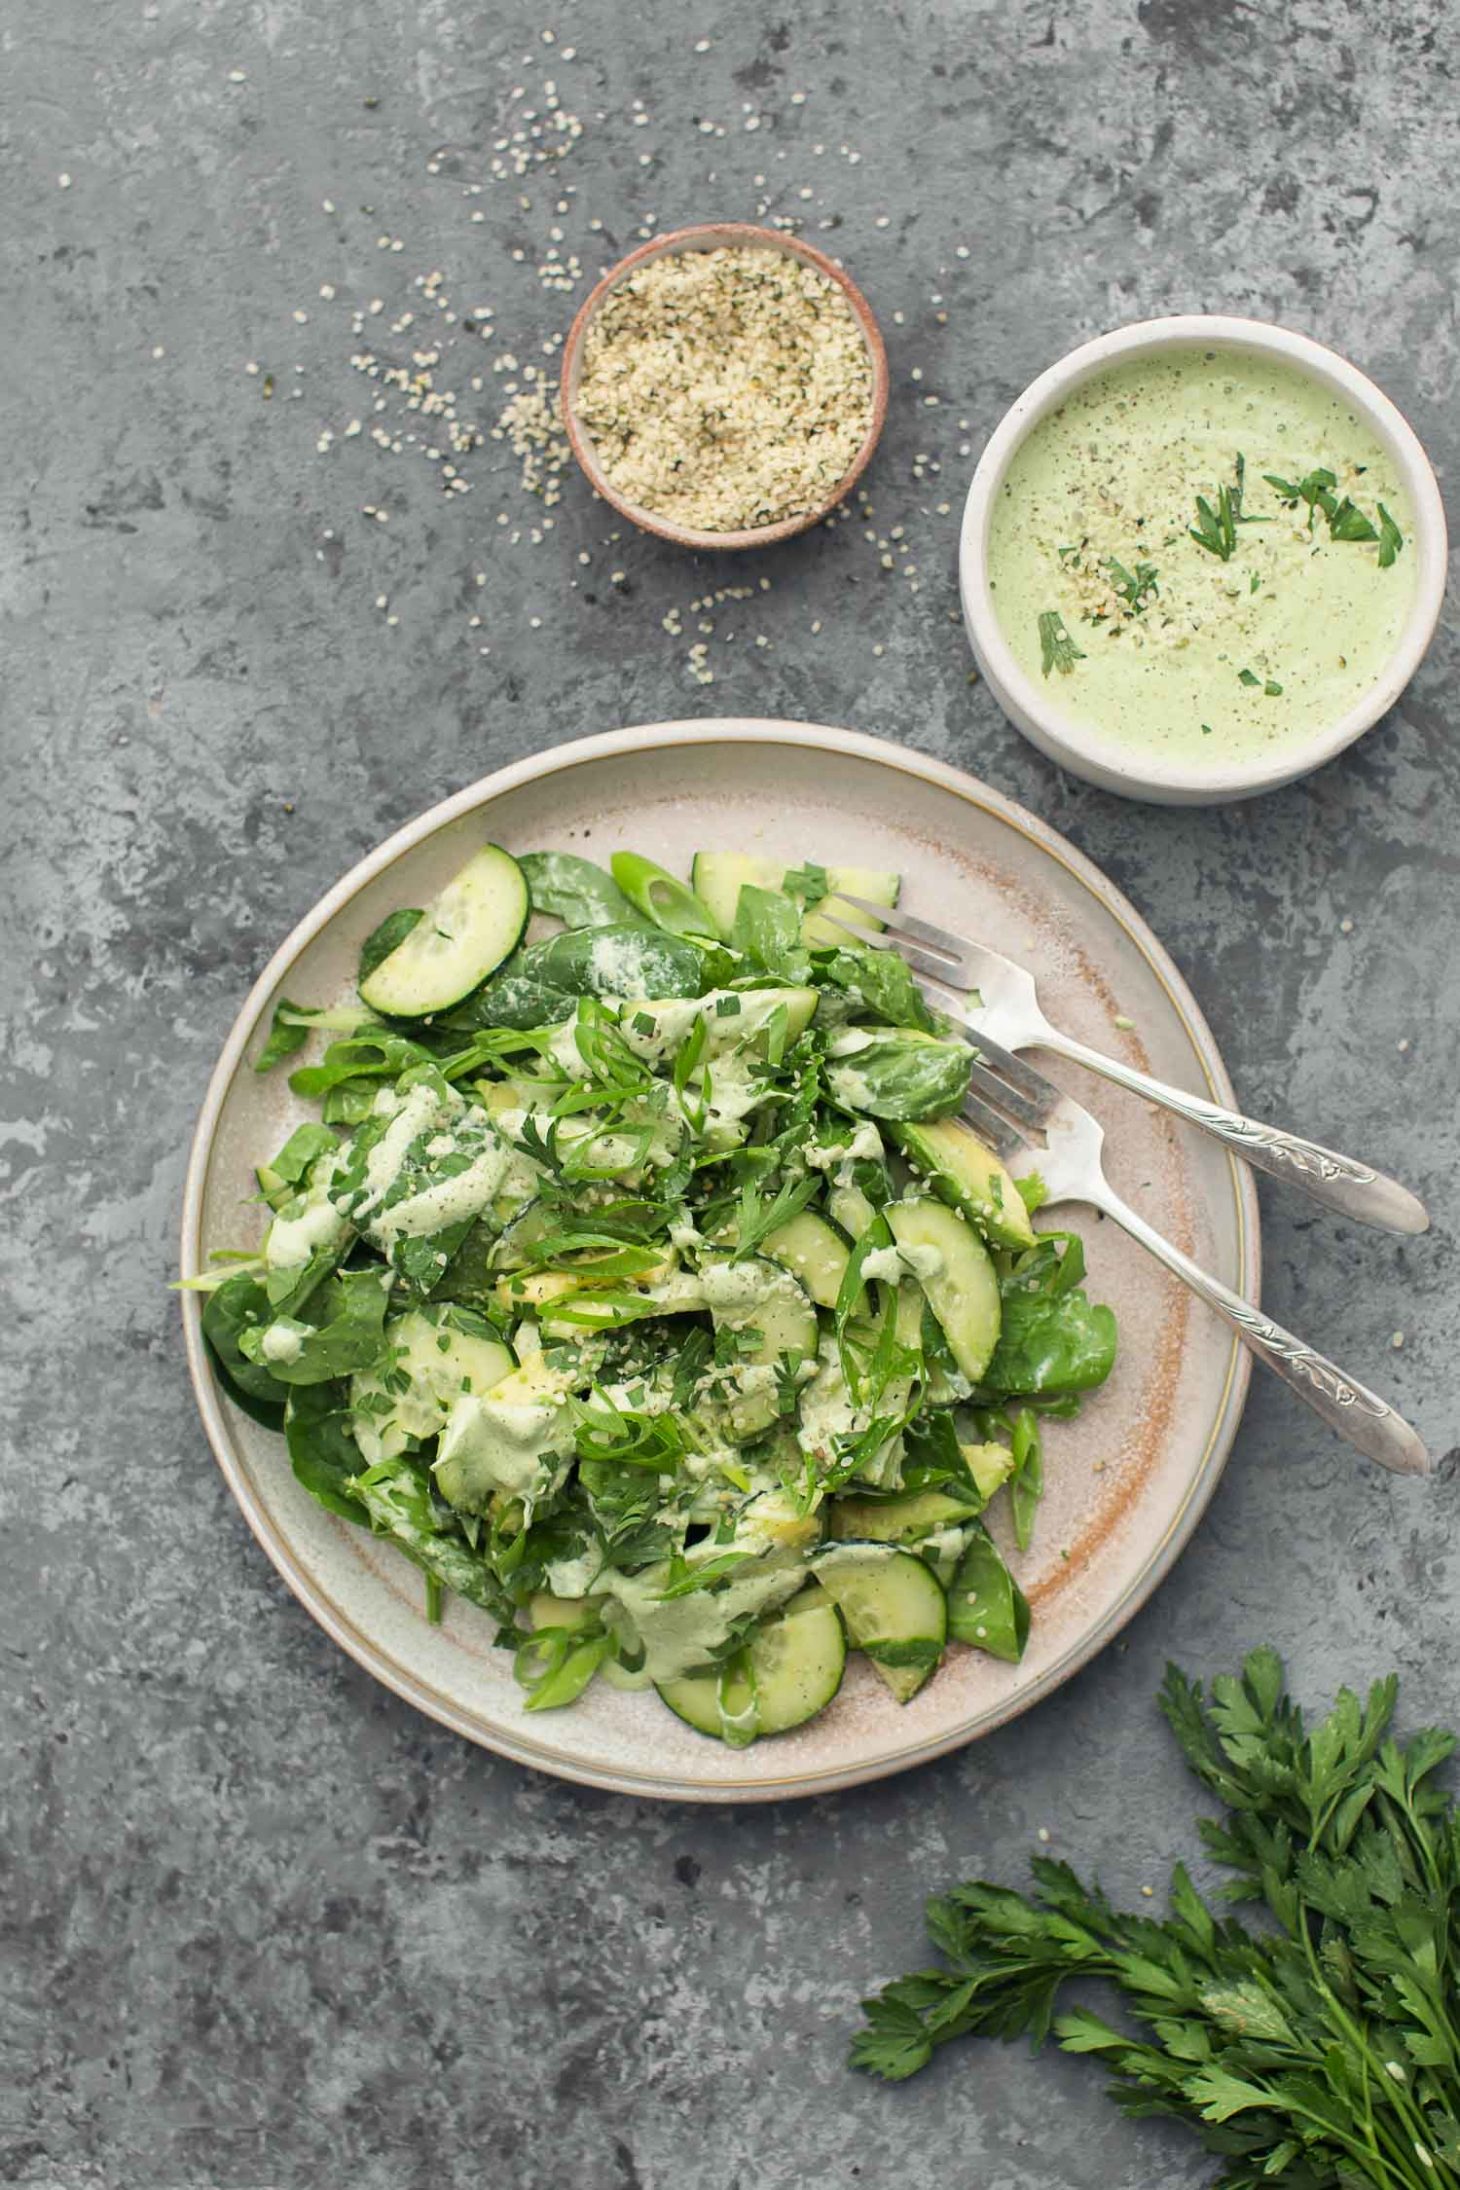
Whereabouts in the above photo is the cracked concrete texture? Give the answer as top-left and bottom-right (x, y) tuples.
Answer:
(2, 1), (1457, 2185)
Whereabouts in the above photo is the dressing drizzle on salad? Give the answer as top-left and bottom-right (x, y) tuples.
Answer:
(194, 846), (1118, 1745)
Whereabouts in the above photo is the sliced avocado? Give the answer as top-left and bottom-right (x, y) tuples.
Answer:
(962, 1440), (1015, 1501)
(349, 1306), (514, 1463)
(829, 1488), (977, 1543)
(890, 1117), (1035, 1250)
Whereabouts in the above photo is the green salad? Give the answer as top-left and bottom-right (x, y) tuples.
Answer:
(194, 844), (1118, 1746)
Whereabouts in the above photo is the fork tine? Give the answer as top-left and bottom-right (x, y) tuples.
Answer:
(821, 910), (972, 990)
(839, 891), (969, 966)
(960, 1089), (1031, 1162)
(965, 1055), (1052, 1137)
(957, 1026), (1059, 1111)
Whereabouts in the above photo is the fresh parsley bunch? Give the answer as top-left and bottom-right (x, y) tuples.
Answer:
(852, 1649), (1460, 2189)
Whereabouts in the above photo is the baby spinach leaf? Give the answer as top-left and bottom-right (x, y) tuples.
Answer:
(254, 998), (313, 1075)
(519, 850), (646, 930)
(947, 1523), (1030, 1661)
(441, 973), (575, 1032)
(515, 923), (714, 1000)
(290, 1032), (438, 1098)
(284, 1380), (369, 1522)
(390, 1224), (480, 1298)
(429, 1217), (504, 1304)
(730, 885), (811, 983)
(201, 1273), (290, 1423)
(901, 1413), (987, 1504)
(262, 1122), (337, 1188)
(828, 1032), (972, 1122)
(239, 1268), (392, 1385)
(983, 1289), (1117, 1395)
(358, 907), (423, 987)
(321, 1078), (384, 1126)
(814, 947), (936, 1032)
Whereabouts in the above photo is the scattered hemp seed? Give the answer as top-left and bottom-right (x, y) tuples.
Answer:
(571, 245), (874, 533)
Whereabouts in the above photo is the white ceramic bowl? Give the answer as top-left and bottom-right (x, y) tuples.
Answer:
(960, 315), (1448, 805)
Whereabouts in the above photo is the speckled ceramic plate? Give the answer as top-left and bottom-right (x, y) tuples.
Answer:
(181, 722), (1258, 1802)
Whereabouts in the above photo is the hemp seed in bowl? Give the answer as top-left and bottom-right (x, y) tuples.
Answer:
(561, 223), (887, 549)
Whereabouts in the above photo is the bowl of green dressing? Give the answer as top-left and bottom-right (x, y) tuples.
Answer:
(960, 317), (1446, 804)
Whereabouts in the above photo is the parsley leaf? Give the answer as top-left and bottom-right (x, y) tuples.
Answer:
(1329, 495), (1380, 544)
(782, 861), (832, 909)
(851, 1648), (1460, 2190)
(1103, 556), (1159, 614)
(1038, 610), (1085, 676)
(1189, 454), (1270, 560)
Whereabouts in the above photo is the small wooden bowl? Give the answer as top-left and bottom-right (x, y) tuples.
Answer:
(559, 220), (889, 552)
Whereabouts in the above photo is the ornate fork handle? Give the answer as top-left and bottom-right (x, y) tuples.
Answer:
(1092, 1179), (1429, 1475)
(1041, 1029), (1429, 1236)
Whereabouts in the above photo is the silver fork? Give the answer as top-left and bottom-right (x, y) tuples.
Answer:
(833, 895), (1429, 1236)
(939, 1029), (1428, 1474)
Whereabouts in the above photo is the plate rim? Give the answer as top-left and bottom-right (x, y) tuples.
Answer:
(180, 719), (1259, 1802)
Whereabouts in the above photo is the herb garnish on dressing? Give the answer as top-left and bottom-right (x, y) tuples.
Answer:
(988, 350), (1416, 762)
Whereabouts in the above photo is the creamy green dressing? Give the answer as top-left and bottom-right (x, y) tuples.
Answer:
(989, 348), (1416, 764)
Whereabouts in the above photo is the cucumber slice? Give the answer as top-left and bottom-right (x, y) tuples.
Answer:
(690, 851), (782, 937)
(703, 1259), (819, 1438)
(812, 1542), (948, 1703)
(802, 865), (900, 950)
(690, 852), (900, 948)
(827, 1181), (879, 1240)
(890, 1117), (1035, 1251)
(762, 1209), (851, 1310)
(828, 1488), (977, 1543)
(886, 1197), (1001, 1383)
(657, 1584), (846, 1744)
(358, 846), (529, 1018)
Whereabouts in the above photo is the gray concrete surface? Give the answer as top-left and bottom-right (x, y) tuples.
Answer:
(3, 1), (1457, 2185)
